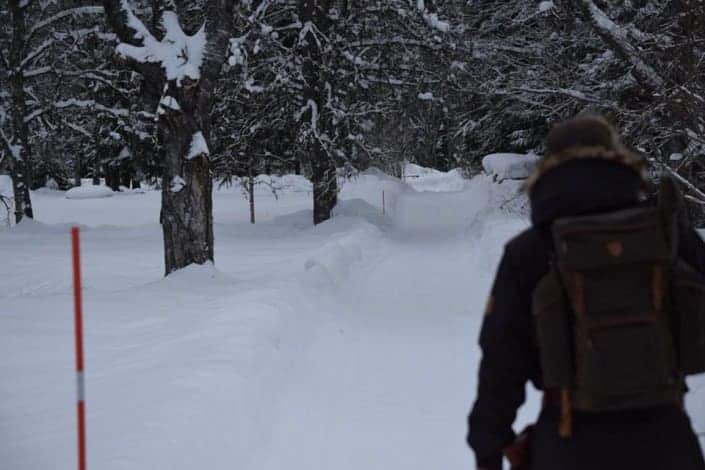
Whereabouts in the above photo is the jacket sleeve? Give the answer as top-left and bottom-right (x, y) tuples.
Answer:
(467, 248), (534, 469)
(678, 225), (705, 275)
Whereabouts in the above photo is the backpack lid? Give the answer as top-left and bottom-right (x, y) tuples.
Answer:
(552, 207), (671, 271)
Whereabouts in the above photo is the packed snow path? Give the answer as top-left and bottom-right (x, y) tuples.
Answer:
(250, 187), (542, 469)
(1, 171), (703, 469)
(254, 238), (499, 469)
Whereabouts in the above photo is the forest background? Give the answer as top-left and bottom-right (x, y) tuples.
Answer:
(1, 0), (704, 273)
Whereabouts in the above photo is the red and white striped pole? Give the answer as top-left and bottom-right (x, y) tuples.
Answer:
(71, 227), (87, 470)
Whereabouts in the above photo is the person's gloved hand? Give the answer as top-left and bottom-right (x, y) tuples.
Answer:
(503, 425), (533, 470)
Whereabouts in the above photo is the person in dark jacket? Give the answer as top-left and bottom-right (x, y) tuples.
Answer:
(467, 116), (705, 470)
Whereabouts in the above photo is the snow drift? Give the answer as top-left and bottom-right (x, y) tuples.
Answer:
(482, 153), (540, 181)
(65, 185), (115, 200)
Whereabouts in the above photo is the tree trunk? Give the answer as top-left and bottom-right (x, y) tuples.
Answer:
(159, 78), (214, 275)
(74, 155), (82, 187)
(7, 0), (34, 223)
(106, 166), (120, 191)
(160, 142), (213, 275)
(248, 164), (255, 224)
(312, 148), (337, 225)
(300, 0), (337, 225)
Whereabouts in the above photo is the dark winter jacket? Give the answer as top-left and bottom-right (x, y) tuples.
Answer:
(467, 159), (705, 470)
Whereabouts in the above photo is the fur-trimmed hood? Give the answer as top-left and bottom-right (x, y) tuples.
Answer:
(525, 116), (648, 193)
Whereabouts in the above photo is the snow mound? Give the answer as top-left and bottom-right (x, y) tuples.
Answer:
(482, 153), (540, 181)
(404, 164), (466, 192)
(157, 262), (234, 291)
(304, 223), (382, 286)
(395, 173), (527, 235)
(360, 166), (402, 183)
(332, 199), (392, 230)
(277, 174), (313, 193)
(7, 217), (82, 236)
(221, 174), (313, 196)
(117, 186), (147, 195)
(267, 209), (315, 232)
(65, 185), (115, 199)
(340, 169), (411, 216)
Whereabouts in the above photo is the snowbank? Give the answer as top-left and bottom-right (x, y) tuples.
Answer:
(394, 173), (526, 235)
(304, 222), (382, 287)
(65, 185), (115, 199)
(332, 198), (392, 230)
(340, 168), (411, 216)
(403, 164), (467, 192)
(482, 153), (540, 181)
(223, 174), (313, 196)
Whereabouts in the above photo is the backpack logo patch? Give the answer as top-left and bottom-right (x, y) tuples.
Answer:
(607, 240), (624, 257)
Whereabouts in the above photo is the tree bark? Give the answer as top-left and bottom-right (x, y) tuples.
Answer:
(74, 154), (82, 187)
(299, 0), (338, 225)
(159, 77), (215, 274)
(7, 0), (35, 223)
(248, 161), (255, 224)
(311, 151), (337, 224)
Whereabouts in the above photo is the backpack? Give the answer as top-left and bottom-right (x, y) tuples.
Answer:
(532, 177), (705, 437)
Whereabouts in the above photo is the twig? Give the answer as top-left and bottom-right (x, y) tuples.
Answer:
(663, 166), (705, 204)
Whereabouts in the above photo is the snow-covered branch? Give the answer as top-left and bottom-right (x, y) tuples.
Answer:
(513, 87), (616, 106)
(19, 38), (54, 70)
(114, 4), (206, 86)
(54, 99), (129, 118)
(27, 6), (104, 41)
(23, 108), (45, 124)
(664, 166), (705, 205)
(576, 0), (664, 89)
(63, 120), (93, 139)
(23, 66), (53, 79)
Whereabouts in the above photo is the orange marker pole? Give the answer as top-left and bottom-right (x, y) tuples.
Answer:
(71, 227), (86, 470)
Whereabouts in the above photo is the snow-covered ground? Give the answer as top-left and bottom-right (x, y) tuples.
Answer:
(0, 168), (703, 469)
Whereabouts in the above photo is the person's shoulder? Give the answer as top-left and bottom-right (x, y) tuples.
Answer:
(501, 226), (550, 293)
(504, 226), (543, 257)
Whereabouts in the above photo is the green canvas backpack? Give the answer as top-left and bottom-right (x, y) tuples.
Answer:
(532, 177), (705, 437)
